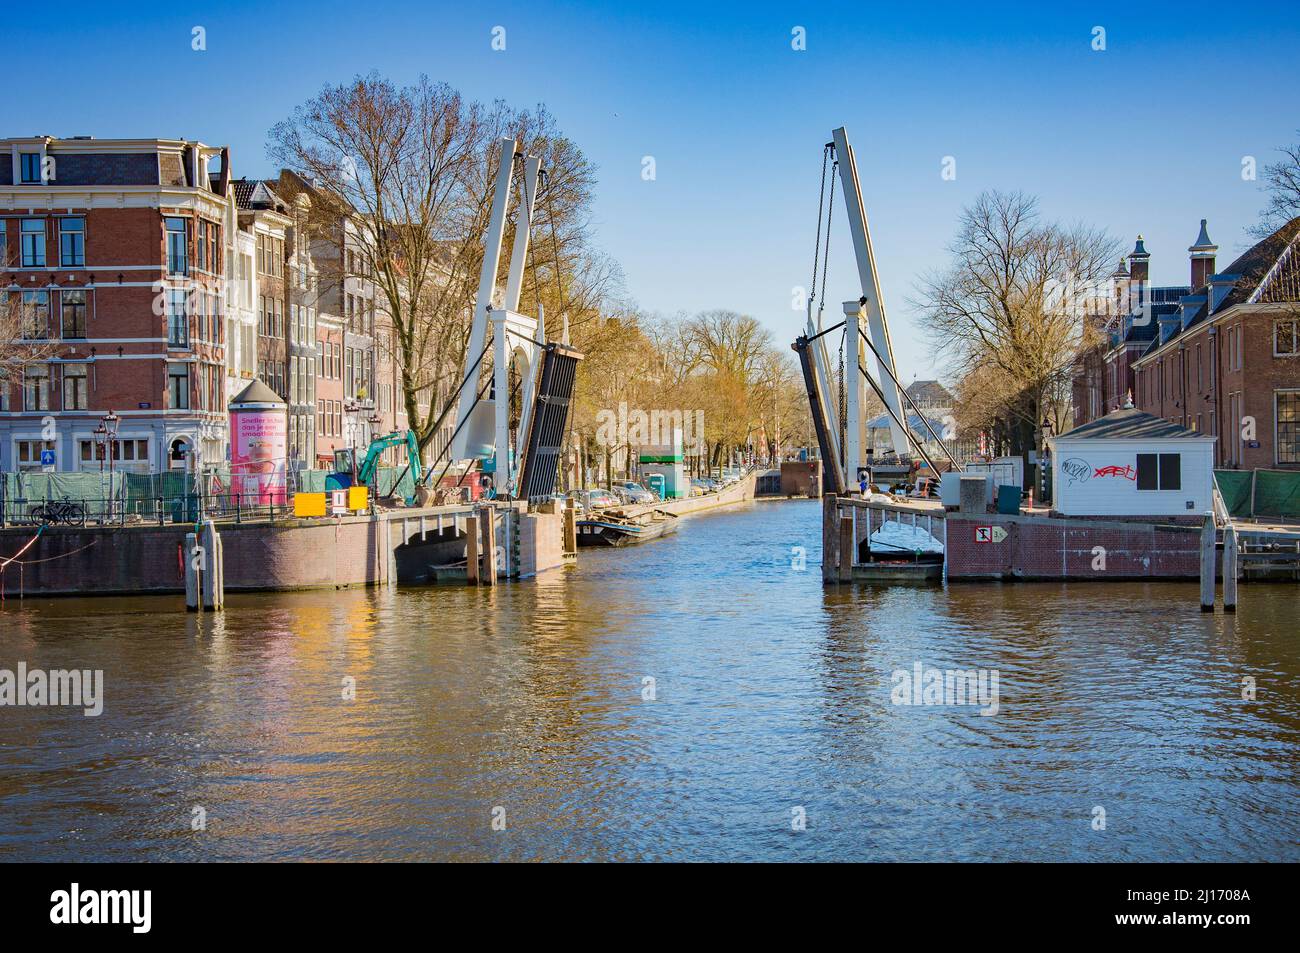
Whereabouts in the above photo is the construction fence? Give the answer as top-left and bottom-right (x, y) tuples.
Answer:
(1214, 469), (1300, 521)
(1, 466), (418, 527)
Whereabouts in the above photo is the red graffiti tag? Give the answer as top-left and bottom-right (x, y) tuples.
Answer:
(1093, 464), (1136, 480)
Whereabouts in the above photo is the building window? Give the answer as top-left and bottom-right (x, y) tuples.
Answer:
(20, 153), (43, 184)
(208, 223), (220, 275)
(20, 219), (46, 267)
(1136, 453), (1181, 491)
(62, 362), (88, 410)
(23, 365), (50, 410)
(167, 289), (189, 347)
(167, 363), (190, 409)
(79, 438), (150, 469)
(1275, 319), (1300, 357)
(60, 289), (87, 338)
(21, 291), (50, 339)
(59, 217), (85, 267)
(165, 217), (188, 276)
(16, 439), (55, 472)
(1278, 391), (1300, 465)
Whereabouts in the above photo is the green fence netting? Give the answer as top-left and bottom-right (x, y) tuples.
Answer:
(1214, 469), (1300, 519)
(2, 464), (419, 523)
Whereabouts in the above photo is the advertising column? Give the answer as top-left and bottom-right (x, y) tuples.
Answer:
(228, 380), (288, 505)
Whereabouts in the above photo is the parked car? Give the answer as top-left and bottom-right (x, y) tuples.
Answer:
(613, 483), (656, 505)
(581, 489), (620, 511)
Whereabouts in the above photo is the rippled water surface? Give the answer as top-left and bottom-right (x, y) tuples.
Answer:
(2, 500), (1298, 861)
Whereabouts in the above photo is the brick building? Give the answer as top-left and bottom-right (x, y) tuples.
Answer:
(1072, 218), (1300, 469)
(1072, 234), (1191, 426)
(4, 136), (440, 479)
(2, 135), (232, 473)
(1131, 218), (1300, 469)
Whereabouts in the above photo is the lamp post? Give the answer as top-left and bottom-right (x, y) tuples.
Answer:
(97, 409), (119, 517)
(1038, 414), (1054, 506)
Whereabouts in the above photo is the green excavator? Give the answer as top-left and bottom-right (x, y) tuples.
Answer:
(330, 430), (423, 506)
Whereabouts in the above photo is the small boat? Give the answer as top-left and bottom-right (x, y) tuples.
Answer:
(576, 510), (680, 547)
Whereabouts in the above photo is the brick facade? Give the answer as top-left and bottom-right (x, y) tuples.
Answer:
(2, 137), (232, 474)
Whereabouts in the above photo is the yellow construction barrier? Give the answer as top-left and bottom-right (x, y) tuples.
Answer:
(348, 486), (369, 511)
(294, 492), (327, 517)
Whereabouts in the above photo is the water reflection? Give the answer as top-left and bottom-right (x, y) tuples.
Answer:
(1, 500), (1297, 860)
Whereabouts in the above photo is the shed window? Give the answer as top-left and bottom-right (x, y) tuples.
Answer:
(1136, 453), (1180, 491)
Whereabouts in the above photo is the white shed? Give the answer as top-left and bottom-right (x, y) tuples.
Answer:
(1049, 408), (1216, 517)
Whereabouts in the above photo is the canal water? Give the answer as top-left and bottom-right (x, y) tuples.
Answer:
(2, 500), (1298, 861)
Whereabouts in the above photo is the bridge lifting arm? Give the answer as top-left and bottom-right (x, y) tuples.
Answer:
(831, 127), (909, 461)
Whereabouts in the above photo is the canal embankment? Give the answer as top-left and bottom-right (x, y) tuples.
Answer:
(0, 474), (762, 599)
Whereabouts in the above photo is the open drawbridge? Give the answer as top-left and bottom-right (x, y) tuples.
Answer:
(792, 127), (962, 494)
(424, 136), (583, 503)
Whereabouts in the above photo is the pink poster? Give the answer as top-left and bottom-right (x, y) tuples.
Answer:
(230, 408), (288, 504)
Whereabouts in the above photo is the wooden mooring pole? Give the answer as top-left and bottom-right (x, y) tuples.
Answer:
(1199, 512), (1216, 612)
(1223, 523), (1239, 613)
(822, 494), (838, 583)
(185, 531), (201, 612)
(481, 507), (497, 587)
(563, 498), (578, 555)
(838, 515), (854, 583)
(465, 515), (479, 585)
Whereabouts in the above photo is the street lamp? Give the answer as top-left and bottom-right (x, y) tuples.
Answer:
(98, 409), (120, 516)
(1038, 414), (1054, 506)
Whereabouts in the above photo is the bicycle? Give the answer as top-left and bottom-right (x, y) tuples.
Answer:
(29, 497), (88, 527)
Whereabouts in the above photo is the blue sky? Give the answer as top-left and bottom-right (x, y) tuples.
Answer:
(10, 1), (1297, 383)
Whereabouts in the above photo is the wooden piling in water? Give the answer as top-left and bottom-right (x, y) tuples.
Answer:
(1223, 523), (1238, 613)
(823, 494), (838, 583)
(1200, 512), (1216, 612)
(563, 498), (577, 554)
(201, 521), (224, 611)
(838, 516), (854, 583)
(481, 508), (497, 587)
(465, 515), (479, 585)
(185, 531), (200, 611)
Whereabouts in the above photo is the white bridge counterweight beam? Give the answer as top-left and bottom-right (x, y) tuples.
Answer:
(451, 137), (517, 461)
(832, 127), (908, 459)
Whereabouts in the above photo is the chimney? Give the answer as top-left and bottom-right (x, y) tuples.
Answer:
(1188, 218), (1217, 289)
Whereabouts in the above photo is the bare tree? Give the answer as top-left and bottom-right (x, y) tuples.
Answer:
(1253, 132), (1300, 238)
(1, 292), (59, 408)
(914, 190), (1118, 445)
(269, 73), (602, 456)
